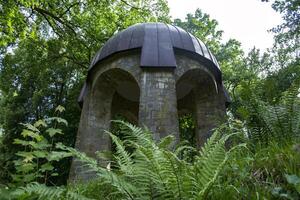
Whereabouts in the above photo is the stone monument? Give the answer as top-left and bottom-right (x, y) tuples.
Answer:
(70, 22), (230, 181)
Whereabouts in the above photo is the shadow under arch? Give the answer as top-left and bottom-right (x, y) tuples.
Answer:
(70, 66), (141, 181)
(176, 68), (224, 148)
(88, 68), (140, 153)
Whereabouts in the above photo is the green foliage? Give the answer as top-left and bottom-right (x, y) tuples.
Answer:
(207, 79), (300, 199)
(209, 136), (300, 200)
(271, 0), (299, 58)
(0, 0), (170, 48)
(0, 182), (93, 200)
(59, 121), (239, 200)
(0, 0), (299, 199)
(179, 113), (196, 148)
(173, 8), (223, 53)
(0, 120), (241, 200)
(238, 79), (300, 145)
(0, 0), (170, 184)
(11, 106), (72, 185)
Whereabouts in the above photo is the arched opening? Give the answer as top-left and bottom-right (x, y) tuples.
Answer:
(110, 79), (140, 157)
(176, 69), (219, 148)
(90, 68), (140, 154)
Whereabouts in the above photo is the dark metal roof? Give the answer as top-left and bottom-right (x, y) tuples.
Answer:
(88, 22), (222, 83)
(79, 22), (230, 106)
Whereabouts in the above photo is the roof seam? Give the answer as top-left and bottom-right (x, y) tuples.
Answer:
(196, 37), (205, 56)
(166, 24), (174, 46)
(128, 24), (135, 48)
(185, 30), (196, 52)
(172, 24), (184, 48)
(205, 44), (214, 61)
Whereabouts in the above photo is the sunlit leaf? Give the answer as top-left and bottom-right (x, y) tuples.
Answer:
(20, 123), (40, 133)
(34, 119), (47, 128)
(46, 117), (68, 126)
(33, 150), (47, 158)
(40, 163), (54, 172)
(46, 128), (63, 137)
(21, 129), (43, 141)
(55, 105), (65, 113)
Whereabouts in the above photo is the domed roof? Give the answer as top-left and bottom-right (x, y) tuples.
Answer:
(89, 22), (222, 83)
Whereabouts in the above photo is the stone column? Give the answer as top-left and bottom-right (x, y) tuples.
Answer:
(194, 85), (226, 147)
(69, 82), (114, 182)
(139, 69), (179, 141)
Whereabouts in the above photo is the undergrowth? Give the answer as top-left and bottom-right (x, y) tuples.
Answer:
(0, 80), (299, 199)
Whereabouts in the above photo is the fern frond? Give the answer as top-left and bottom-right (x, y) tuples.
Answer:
(12, 182), (64, 200)
(67, 121), (240, 200)
(246, 79), (300, 145)
(192, 132), (237, 199)
(56, 143), (103, 175)
(107, 131), (133, 174)
(111, 120), (152, 147)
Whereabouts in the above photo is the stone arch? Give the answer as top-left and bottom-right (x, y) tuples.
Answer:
(70, 66), (140, 181)
(91, 67), (140, 145)
(176, 66), (225, 148)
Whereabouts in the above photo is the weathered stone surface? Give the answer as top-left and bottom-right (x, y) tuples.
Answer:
(175, 54), (226, 147)
(70, 20), (230, 181)
(139, 69), (179, 141)
(70, 51), (227, 182)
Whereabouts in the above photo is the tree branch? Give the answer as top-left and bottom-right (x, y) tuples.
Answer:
(120, 0), (142, 10)
(39, 11), (64, 38)
(32, 7), (77, 35)
(59, 2), (80, 18)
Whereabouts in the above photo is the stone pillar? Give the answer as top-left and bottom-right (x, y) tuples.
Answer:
(194, 85), (226, 147)
(69, 82), (114, 182)
(139, 69), (179, 141)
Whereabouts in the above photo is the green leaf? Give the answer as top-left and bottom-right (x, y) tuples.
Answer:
(48, 151), (72, 161)
(20, 123), (40, 133)
(51, 173), (59, 176)
(46, 117), (68, 126)
(55, 105), (65, 113)
(23, 173), (36, 183)
(285, 174), (300, 185)
(15, 163), (35, 173)
(40, 163), (54, 172)
(21, 129), (43, 141)
(33, 150), (47, 158)
(46, 128), (63, 137)
(14, 139), (30, 146)
(34, 119), (47, 128)
(16, 152), (34, 163)
(32, 139), (51, 150)
(285, 174), (300, 193)
(158, 135), (175, 148)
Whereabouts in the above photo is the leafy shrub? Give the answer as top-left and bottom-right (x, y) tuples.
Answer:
(209, 139), (300, 200)
(11, 106), (72, 185)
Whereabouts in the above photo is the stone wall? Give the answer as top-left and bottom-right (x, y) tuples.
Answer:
(175, 54), (226, 147)
(139, 69), (179, 141)
(70, 51), (227, 181)
(69, 52), (142, 181)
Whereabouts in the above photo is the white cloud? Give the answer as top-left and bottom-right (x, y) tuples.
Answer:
(167, 0), (283, 53)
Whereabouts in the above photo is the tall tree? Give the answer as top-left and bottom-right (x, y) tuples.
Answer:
(0, 0), (170, 184)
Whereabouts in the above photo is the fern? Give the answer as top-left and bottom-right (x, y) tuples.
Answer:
(106, 131), (134, 174)
(64, 121), (240, 200)
(13, 182), (65, 199)
(5, 182), (93, 200)
(245, 79), (300, 145)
